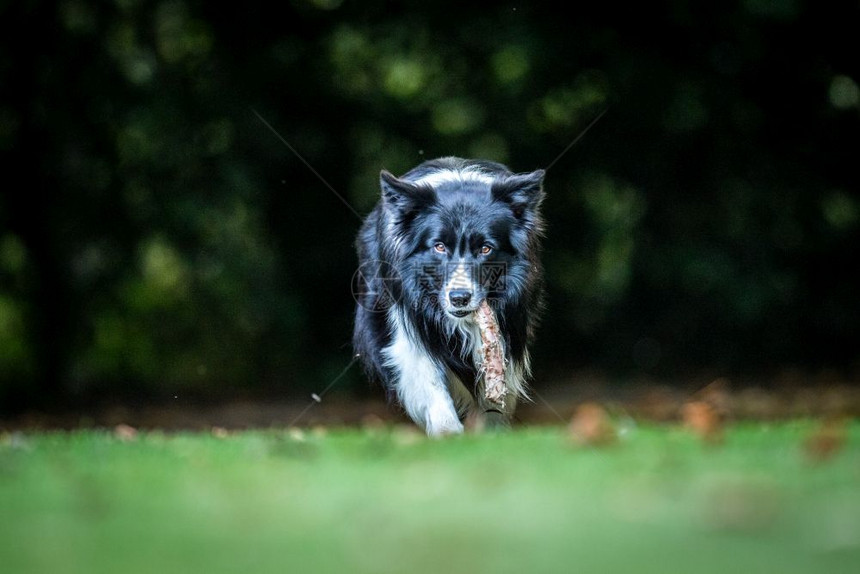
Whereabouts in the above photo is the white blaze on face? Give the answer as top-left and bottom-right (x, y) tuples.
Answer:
(447, 262), (471, 289)
(445, 261), (472, 295)
(444, 261), (475, 305)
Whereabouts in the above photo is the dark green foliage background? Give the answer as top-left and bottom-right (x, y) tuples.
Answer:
(1, 0), (857, 409)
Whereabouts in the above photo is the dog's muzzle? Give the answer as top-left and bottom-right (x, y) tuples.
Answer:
(444, 262), (478, 318)
(448, 289), (472, 308)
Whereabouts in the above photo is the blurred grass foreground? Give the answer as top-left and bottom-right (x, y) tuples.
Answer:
(1, 422), (859, 574)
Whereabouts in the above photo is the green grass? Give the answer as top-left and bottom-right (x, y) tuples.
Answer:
(1, 421), (859, 574)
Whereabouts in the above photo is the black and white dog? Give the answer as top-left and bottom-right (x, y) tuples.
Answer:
(353, 157), (546, 435)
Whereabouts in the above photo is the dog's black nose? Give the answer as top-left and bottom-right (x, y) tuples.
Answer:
(449, 289), (472, 308)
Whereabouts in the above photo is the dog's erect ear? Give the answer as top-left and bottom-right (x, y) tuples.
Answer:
(380, 170), (434, 215)
(491, 169), (546, 219)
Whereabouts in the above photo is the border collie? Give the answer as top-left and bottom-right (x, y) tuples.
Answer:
(353, 157), (546, 435)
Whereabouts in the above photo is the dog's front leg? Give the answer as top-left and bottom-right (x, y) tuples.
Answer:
(383, 324), (463, 436)
(398, 371), (464, 436)
(475, 357), (529, 430)
(476, 388), (516, 430)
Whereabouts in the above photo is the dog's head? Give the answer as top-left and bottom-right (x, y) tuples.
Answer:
(380, 159), (545, 322)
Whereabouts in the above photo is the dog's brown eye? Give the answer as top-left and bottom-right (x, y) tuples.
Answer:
(434, 242), (447, 253)
(480, 245), (493, 255)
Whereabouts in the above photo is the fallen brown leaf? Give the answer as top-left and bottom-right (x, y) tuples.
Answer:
(694, 378), (733, 419)
(114, 423), (138, 442)
(803, 417), (846, 463)
(681, 400), (723, 444)
(568, 402), (616, 446)
(360, 413), (386, 430)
